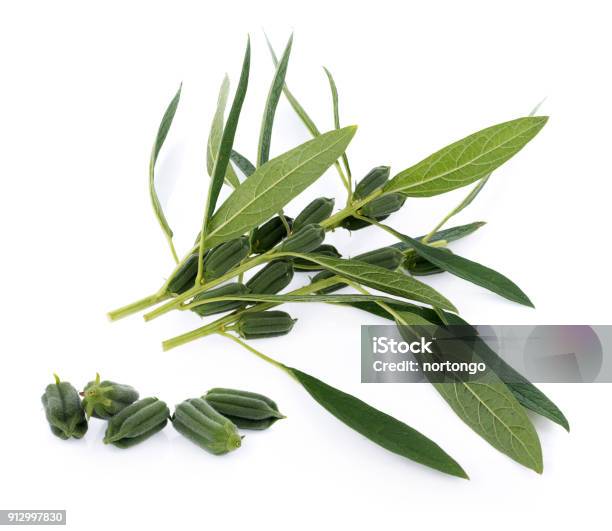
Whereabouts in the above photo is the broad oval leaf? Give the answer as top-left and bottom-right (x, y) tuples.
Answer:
(203, 126), (357, 248)
(282, 252), (457, 312)
(432, 373), (543, 473)
(207, 76), (240, 188)
(288, 366), (468, 478)
(397, 324), (543, 472)
(397, 233), (533, 307)
(384, 116), (548, 197)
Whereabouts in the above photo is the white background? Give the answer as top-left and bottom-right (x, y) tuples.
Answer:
(1, 1), (610, 529)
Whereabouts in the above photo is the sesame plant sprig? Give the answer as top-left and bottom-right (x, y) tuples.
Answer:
(107, 34), (568, 476)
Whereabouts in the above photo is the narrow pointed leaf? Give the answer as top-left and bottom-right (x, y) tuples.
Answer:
(393, 232), (533, 307)
(258, 35), (293, 166)
(323, 66), (351, 178)
(384, 117), (548, 196)
(345, 300), (568, 430)
(287, 366), (468, 478)
(230, 149), (256, 177)
(188, 292), (414, 310)
(203, 126), (357, 248)
(282, 253), (457, 311)
(391, 222), (486, 252)
(265, 33), (320, 137)
(149, 84), (181, 240)
(207, 75), (240, 188)
(204, 39), (250, 225)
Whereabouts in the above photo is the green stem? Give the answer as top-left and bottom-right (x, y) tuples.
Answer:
(107, 293), (170, 322)
(145, 252), (273, 321)
(346, 281), (408, 324)
(218, 332), (294, 377)
(162, 275), (343, 350)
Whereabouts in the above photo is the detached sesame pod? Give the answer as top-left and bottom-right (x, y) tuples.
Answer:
(405, 248), (452, 276)
(235, 310), (297, 339)
(246, 260), (294, 294)
(250, 216), (293, 254)
(41, 374), (88, 440)
(103, 397), (169, 448)
(312, 246), (404, 293)
(204, 388), (285, 430)
(172, 398), (242, 455)
(203, 236), (250, 281)
(293, 197), (335, 231)
(81, 373), (139, 419)
(167, 253), (199, 295)
(294, 244), (341, 271)
(353, 166), (390, 200)
(191, 283), (251, 317)
(278, 224), (326, 253)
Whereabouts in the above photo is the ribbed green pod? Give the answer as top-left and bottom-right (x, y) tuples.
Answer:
(250, 216), (293, 254)
(360, 193), (406, 218)
(342, 193), (406, 231)
(167, 253), (199, 295)
(235, 310), (296, 339)
(103, 397), (169, 448)
(405, 249), (452, 276)
(172, 398), (242, 455)
(312, 246), (404, 293)
(204, 388), (285, 430)
(191, 283), (250, 317)
(294, 244), (341, 271)
(353, 166), (390, 200)
(81, 373), (139, 419)
(246, 260), (294, 294)
(279, 224), (325, 253)
(293, 197), (335, 231)
(203, 236), (250, 281)
(41, 374), (88, 440)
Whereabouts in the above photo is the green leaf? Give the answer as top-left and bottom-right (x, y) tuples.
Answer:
(282, 253), (457, 311)
(188, 292), (416, 310)
(345, 300), (568, 431)
(430, 370), (543, 473)
(391, 221), (486, 252)
(392, 231), (533, 307)
(265, 33), (320, 137)
(207, 76), (240, 188)
(323, 66), (351, 179)
(258, 34), (293, 166)
(441, 313), (570, 432)
(384, 116), (548, 197)
(230, 149), (256, 177)
(287, 366), (468, 478)
(149, 84), (182, 245)
(205, 38), (250, 225)
(203, 126), (357, 248)
(396, 324), (542, 472)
